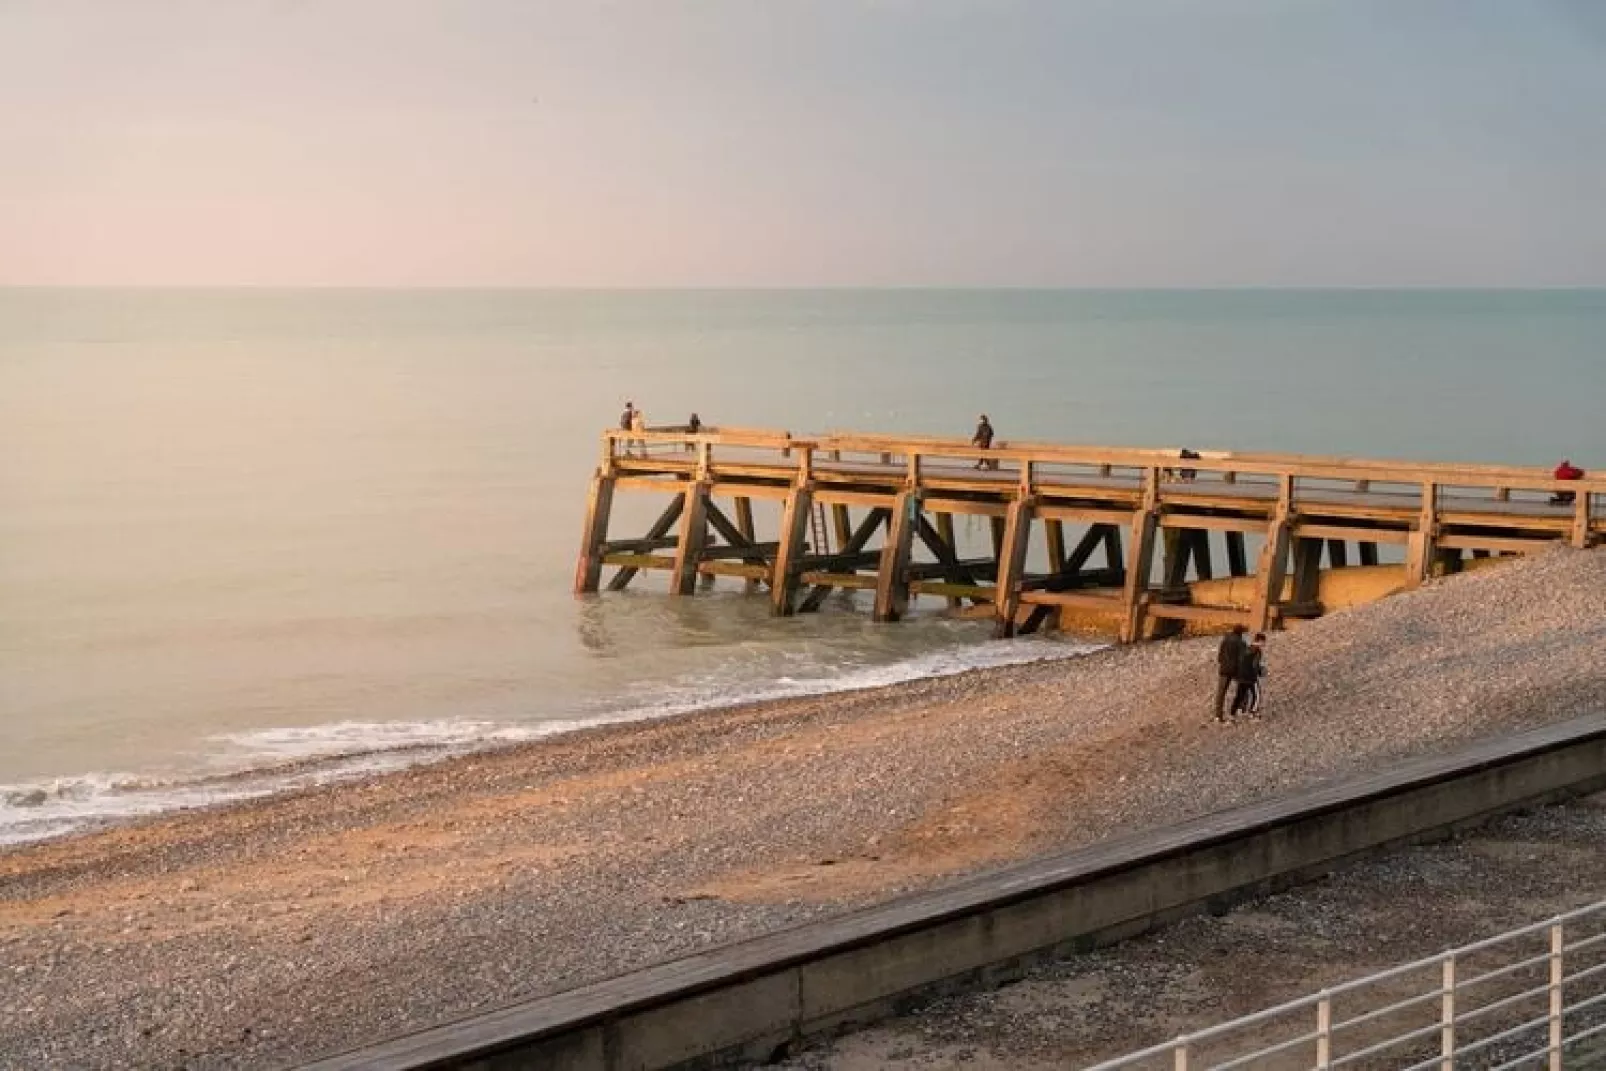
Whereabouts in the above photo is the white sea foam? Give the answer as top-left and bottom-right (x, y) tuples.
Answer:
(0, 636), (1096, 847)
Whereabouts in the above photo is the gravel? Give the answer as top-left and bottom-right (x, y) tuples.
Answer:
(1, 546), (1603, 1070)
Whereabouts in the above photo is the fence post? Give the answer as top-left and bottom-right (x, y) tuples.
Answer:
(1173, 1038), (1189, 1071)
(1550, 923), (1564, 1071)
(1441, 955), (1456, 1071)
(1316, 991), (1332, 1069)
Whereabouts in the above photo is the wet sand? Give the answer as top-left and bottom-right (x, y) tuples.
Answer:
(2, 547), (1604, 1069)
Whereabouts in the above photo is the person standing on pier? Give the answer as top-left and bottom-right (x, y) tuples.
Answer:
(972, 415), (997, 470)
(1214, 625), (1246, 722)
(630, 404), (647, 456)
(1231, 632), (1267, 719)
(620, 401), (637, 455)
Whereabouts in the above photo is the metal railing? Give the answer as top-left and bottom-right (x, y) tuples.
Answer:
(1083, 899), (1606, 1071)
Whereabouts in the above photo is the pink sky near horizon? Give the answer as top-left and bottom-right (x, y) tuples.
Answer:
(4, 1), (1605, 288)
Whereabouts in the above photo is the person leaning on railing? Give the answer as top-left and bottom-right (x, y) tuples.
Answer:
(1552, 459), (1585, 505)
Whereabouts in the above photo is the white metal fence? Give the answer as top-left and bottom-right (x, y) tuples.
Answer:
(1085, 899), (1606, 1071)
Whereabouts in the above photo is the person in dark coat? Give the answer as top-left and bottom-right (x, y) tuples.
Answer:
(1214, 625), (1246, 723)
(972, 415), (997, 470)
(1231, 632), (1267, 718)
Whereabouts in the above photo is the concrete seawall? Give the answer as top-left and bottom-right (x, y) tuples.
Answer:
(300, 714), (1606, 1071)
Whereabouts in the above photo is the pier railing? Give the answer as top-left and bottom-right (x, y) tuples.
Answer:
(1083, 898), (1606, 1071)
(580, 426), (1601, 639)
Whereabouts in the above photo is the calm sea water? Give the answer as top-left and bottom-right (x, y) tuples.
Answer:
(3, 288), (1603, 842)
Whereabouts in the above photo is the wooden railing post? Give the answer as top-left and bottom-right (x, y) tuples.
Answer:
(1316, 991), (1332, 1070)
(1573, 492), (1592, 549)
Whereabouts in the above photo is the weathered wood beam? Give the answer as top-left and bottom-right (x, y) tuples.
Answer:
(873, 492), (919, 623)
(1119, 469), (1161, 644)
(1249, 475), (1294, 633)
(1402, 482), (1438, 589)
(670, 483), (710, 596)
(993, 496), (1035, 638)
(1359, 541), (1380, 566)
(1045, 519), (1067, 574)
(935, 512), (962, 609)
(573, 473), (616, 594)
(1290, 537), (1323, 607)
(1104, 525), (1125, 573)
(1190, 529), (1214, 581)
(771, 484), (813, 616)
(1327, 539), (1348, 568)
(734, 496), (759, 594)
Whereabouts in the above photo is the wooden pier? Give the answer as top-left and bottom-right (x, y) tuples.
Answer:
(574, 428), (1603, 641)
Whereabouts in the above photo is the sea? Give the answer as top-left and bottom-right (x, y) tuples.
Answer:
(3, 288), (1604, 844)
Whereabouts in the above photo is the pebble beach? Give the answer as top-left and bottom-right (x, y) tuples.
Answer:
(2, 547), (1604, 1070)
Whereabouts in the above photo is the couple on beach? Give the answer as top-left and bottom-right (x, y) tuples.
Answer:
(1213, 625), (1267, 723)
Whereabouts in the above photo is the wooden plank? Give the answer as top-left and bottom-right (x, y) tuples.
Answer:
(771, 485), (813, 616)
(1034, 505), (1137, 527)
(1157, 513), (1268, 533)
(600, 553), (674, 570)
(813, 489), (900, 510)
(1146, 603), (1253, 626)
(908, 580), (996, 601)
(709, 481), (790, 502)
(734, 496), (759, 594)
(606, 496), (685, 591)
(832, 505), (853, 553)
(572, 474), (616, 594)
(1018, 590), (1123, 611)
(1120, 469), (1161, 644)
(873, 492), (919, 622)
(992, 497), (1035, 638)
(1291, 523), (1410, 546)
(698, 561), (772, 579)
(670, 483), (710, 596)
(612, 474), (693, 493)
(799, 572), (876, 590)
(922, 497), (1009, 519)
(1434, 533), (1557, 555)
(1574, 492), (1593, 549)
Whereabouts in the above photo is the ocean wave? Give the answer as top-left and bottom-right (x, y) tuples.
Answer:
(0, 635), (1096, 848)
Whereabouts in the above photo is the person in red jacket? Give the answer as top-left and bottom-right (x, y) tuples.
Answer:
(1552, 459), (1585, 506)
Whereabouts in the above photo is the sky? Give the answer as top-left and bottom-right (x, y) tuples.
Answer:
(2, 0), (1605, 288)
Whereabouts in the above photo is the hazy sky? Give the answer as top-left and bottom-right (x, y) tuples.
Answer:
(4, 0), (1605, 287)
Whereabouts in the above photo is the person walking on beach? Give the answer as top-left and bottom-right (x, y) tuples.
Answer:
(1231, 632), (1267, 718)
(972, 415), (997, 470)
(1213, 624), (1246, 722)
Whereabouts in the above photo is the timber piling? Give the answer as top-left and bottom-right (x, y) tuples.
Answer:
(575, 427), (1604, 641)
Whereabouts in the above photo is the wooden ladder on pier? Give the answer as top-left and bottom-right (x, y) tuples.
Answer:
(809, 501), (832, 555)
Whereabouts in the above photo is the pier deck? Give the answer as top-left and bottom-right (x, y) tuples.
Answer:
(576, 428), (1603, 640)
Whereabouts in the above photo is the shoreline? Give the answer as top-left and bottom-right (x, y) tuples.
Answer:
(0, 634), (1097, 852)
(1, 547), (1602, 1069)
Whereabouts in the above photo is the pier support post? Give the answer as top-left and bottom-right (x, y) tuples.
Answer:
(573, 473), (616, 594)
(1225, 531), (1248, 577)
(1045, 520), (1067, 574)
(1119, 469), (1161, 644)
(1359, 541), (1380, 567)
(772, 484), (814, 616)
(670, 483), (710, 596)
(1404, 482), (1438, 589)
(874, 492), (920, 623)
(734, 496), (758, 594)
(1190, 530), (1214, 581)
(1573, 492), (1593, 549)
(993, 496), (1036, 638)
(1250, 475), (1294, 633)
(1327, 540), (1348, 569)
(832, 505), (853, 554)
(1291, 537), (1323, 607)
(936, 512), (962, 609)
(1161, 528), (1189, 593)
